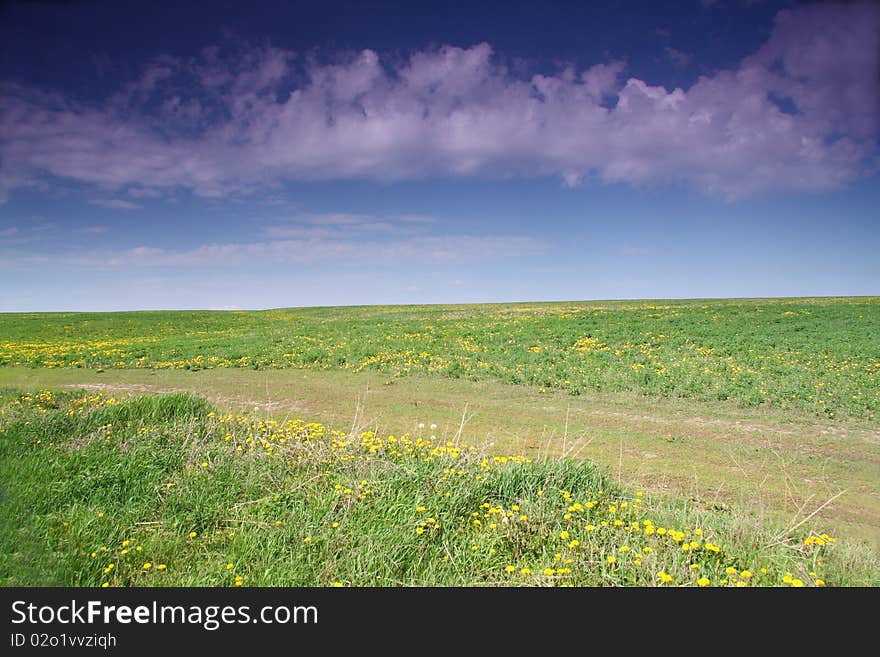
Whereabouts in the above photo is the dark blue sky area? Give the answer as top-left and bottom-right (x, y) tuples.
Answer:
(2, 0), (795, 92)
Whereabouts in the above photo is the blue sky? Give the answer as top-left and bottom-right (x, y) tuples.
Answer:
(1, 0), (878, 311)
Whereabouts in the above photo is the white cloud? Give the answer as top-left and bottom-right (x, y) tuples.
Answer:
(0, 3), (877, 202)
(63, 234), (547, 269)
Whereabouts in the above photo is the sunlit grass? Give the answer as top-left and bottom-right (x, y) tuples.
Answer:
(1, 297), (877, 419)
(2, 389), (874, 587)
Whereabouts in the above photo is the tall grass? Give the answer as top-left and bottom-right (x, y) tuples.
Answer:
(1, 389), (875, 587)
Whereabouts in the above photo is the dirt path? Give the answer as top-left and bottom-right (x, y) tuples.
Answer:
(3, 366), (878, 547)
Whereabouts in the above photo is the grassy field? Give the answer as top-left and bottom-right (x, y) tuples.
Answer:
(1, 297), (878, 419)
(1, 297), (878, 586)
(1, 389), (869, 587)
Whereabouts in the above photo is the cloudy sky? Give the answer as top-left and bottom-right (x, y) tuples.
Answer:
(1, 0), (877, 311)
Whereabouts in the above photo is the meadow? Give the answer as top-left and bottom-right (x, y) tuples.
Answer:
(1, 296), (877, 419)
(1, 296), (878, 586)
(0, 389), (865, 587)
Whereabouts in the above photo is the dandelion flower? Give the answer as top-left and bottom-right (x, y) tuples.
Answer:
(143, 563), (152, 570)
(226, 563), (234, 570)
(157, 564), (166, 571)
(189, 532), (197, 538)
(607, 556), (616, 564)
(697, 578), (710, 587)
(505, 566), (516, 573)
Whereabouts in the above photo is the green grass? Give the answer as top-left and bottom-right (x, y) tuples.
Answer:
(1, 297), (878, 419)
(1, 389), (874, 587)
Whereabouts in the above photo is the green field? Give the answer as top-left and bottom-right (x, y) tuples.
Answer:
(0, 389), (869, 587)
(1, 297), (878, 586)
(2, 297), (878, 419)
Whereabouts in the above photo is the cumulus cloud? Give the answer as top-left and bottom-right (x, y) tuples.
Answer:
(0, 2), (877, 201)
